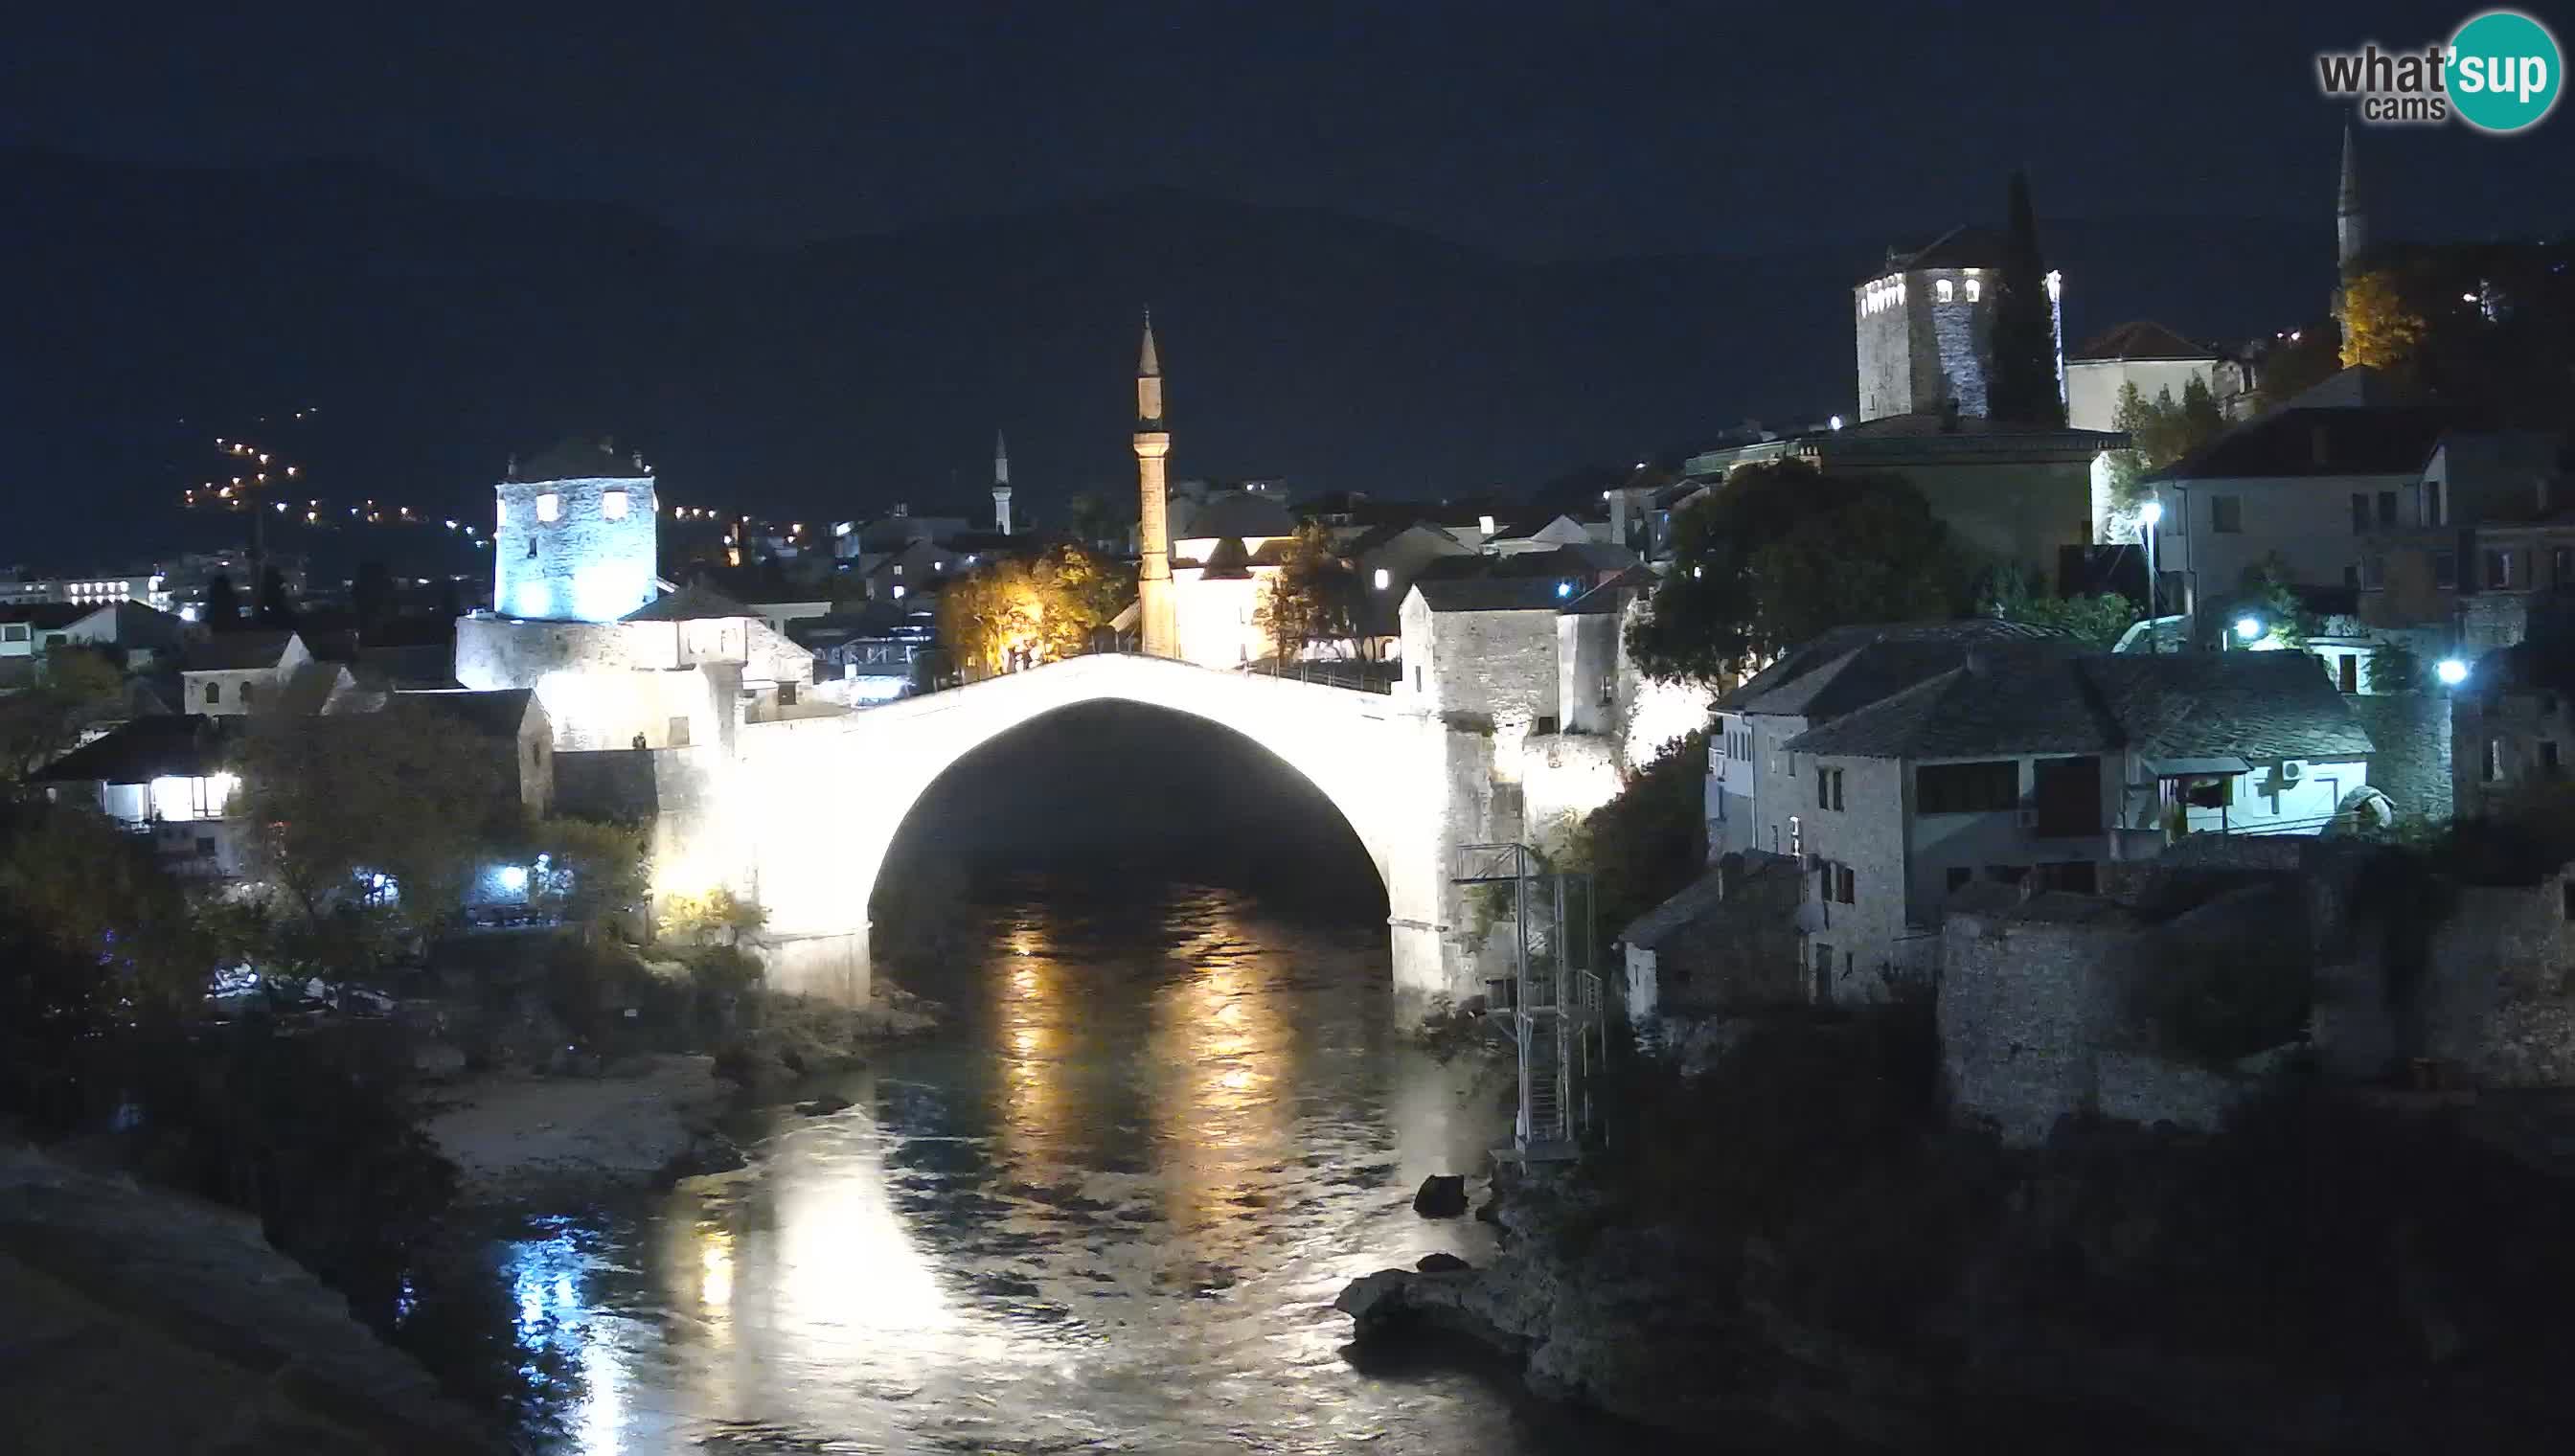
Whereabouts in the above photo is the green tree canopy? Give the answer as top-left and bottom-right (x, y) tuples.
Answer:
(0, 647), (125, 791)
(1627, 460), (1963, 684)
(1254, 522), (1363, 666)
(239, 701), (510, 971)
(1980, 567), (2139, 649)
(1987, 170), (2065, 426)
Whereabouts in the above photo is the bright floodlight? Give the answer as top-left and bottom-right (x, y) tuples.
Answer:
(2234, 616), (2263, 641)
(2437, 657), (2469, 686)
(2139, 499), (2164, 527)
(497, 864), (530, 893)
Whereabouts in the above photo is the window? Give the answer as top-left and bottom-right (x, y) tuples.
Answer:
(669, 716), (692, 748)
(536, 492), (561, 523)
(2483, 739), (2500, 783)
(239, 683), (255, 707)
(777, 681), (798, 707)
(1965, 278), (1982, 303)
(2485, 549), (2516, 589)
(1789, 814), (1802, 859)
(1936, 279), (1954, 303)
(2350, 492), (2370, 534)
(2183, 775), (2233, 808)
(1836, 864), (1856, 903)
(2378, 490), (2399, 526)
(1915, 760), (2018, 814)
(2210, 495), (2243, 534)
(1, 624), (25, 642)
(203, 681), (221, 705)
(1373, 567), (1390, 591)
(2434, 551), (2459, 589)
(2555, 547), (2574, 588)
(2542, 740), (2562, 775)
(602, 489), (629, 520)
(1816, 766), (1844, 809)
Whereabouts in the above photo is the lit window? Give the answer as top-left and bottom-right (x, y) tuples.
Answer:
(1374, 568), (1391, 590)
(1966, 279), (1982, 303)
(602, 489), (628, 520)
(536, 492), (561, 522)
(1936, 279), (1954, 303)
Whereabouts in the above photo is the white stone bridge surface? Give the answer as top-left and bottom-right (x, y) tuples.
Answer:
(733, 654), (1494, 1017)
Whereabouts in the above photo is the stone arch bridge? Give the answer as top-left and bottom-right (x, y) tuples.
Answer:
(718, 654), (1505, 1019)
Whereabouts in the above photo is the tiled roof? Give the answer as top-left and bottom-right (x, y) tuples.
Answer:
(1872, 224), (2006, 278)
(0, 603), (89, 629)
(1783, 649), (2372, 762)
(2072, 320), (2217, 362)
(2151, 405), (2465, 481)
(37, 714), (238, 785)
(1719, 619), (2069, 715)
(181, 629), (299, 673)
(397, 688), (538, 738)
(1412, 578), (1571, 613)
(624, 584), (757, 622)
(1620, 852), (1801, 949)
(1562, 566), (1659, 616)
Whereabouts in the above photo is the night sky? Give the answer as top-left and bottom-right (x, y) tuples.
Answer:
(7, 2), (2572, 560)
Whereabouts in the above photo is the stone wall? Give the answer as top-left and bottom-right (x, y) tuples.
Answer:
(1940, 899), (2143, 1146)
(494, 473), (657, 623)
(2424, 878), (2575, 1086)
(1929, 291), (1990, 418)
(1424, 608), (1561, 775)
(2347, 692), (2452, 822)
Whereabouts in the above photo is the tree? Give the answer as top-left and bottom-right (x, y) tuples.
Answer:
(523, 817), (649, 935)
(0, 646), (125, 790)
(2252, 322), (2344, 412)
(255, 565), (296, 628)
(2235, 554), (2315, 651)
(352, 560), (395, 640)
(935, 558), (1042, 677)
(1569, 733), (1709, 943)
(202, 572), (242, 632)
(1254, 522), (1362, 666)
(1629, 460), (1963, 684)
(238, 701), (509, 979)
(2366, 637), (2431, 694)
(1030, 541), (1132, 661)
(1980, 568), (2139, 649)
(658, 886), (766, 948)
(2340, 268), (2430, 373)
(1987, 170), (2064, 426)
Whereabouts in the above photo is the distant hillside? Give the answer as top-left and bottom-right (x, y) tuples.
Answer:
(3, 148), (2331, 559)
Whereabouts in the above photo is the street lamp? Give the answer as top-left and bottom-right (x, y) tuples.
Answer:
(2139, 499), (2164, 652)
(2234, 615), (2264, 644)
(2436, 657), (2469, 687)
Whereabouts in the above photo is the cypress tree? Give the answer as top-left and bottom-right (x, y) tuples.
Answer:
(202, 572), (241, 632)
(1988, 171), (2064, 426)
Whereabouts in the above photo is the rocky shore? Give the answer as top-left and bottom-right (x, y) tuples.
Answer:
(0, 1144), (504, 1455)
(1336, 1096), (2575, 1451)
(421, 1052), (741, 1202)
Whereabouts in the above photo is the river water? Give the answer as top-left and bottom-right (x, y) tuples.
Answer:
(453, 875), (1631, 1453)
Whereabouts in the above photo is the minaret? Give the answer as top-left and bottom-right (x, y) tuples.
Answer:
(1133, 310), (1178, 658)
(991, 428), (1014, 536)
(2336, 124), (2367, 276)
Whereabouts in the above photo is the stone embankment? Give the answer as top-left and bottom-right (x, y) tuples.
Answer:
(0, 1144), (504, 1455)
(422, 1052), (741, 1201)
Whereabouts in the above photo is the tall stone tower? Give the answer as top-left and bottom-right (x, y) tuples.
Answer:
(2336, 124), (2368, 275)
(991, 428), (1014, 536)
(492, 435), (658, 623)
(1132, 312), (1178, 658)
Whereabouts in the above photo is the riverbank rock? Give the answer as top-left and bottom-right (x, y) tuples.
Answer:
(422, 1053), (731, 1201)
(795, 1093), (854, 1117)
(0, 1144), (503, 1453)
(1416, 1251), (1472, 1273)
(1412, 1173), (1468, 1217)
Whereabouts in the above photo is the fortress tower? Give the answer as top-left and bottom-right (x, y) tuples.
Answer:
(1133, 313), (1178, 658)
(492, 435), (658, 623)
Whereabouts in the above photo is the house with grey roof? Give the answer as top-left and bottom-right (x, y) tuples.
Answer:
(1774, 648), (2372, 1002)
(1710, 618), (2074, 864)
(1399, 578), (1570, 754)
(178, 629), (310, 715)
(37, 714), (252, 877)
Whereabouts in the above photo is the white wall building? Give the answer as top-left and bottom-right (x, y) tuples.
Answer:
(2063, 321), (2220, 433)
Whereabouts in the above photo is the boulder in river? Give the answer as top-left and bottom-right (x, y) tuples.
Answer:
(1416, 1251), (1471, 1273)
(795, 1093), (854, 1117)
(1412, 1173), (1469, 1217)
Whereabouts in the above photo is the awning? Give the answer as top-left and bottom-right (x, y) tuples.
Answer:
(2143, 755), (2250, 779)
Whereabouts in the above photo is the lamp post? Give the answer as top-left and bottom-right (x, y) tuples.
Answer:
(2139, 498), (2164, 653)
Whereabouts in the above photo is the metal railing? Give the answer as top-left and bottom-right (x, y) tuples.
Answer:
(1455, 842), (1604, 1158)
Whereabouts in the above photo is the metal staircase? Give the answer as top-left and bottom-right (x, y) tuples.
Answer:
(1454, 842), (1604, 1160)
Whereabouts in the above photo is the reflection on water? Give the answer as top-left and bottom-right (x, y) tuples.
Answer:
(459, 879), (1622, 1453)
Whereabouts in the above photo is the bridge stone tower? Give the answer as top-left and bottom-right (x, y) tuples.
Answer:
(991, 428), (1014, 536)
(1133, 312), (1179, 658)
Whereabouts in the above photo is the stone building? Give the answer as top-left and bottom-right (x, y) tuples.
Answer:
(178, 630), (312, 716)
(2062, 320), (2222, 434)
(2451, 637), (2575, 821)
(1782, 648), (2373, 997)
(493, 438), (659, 625)
(1617, 851), (1805, 1032)
(1853, 225), (2062, 422)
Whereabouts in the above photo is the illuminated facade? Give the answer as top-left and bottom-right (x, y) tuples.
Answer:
(1854, 226), (2063, 422)
(493, 465), (659, 624)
